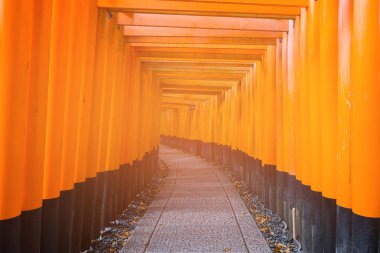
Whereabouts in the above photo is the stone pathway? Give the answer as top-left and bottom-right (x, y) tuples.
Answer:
(121, 145), (271, 253)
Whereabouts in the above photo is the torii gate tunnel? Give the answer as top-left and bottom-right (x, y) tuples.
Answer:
(0, 0), (380, 252)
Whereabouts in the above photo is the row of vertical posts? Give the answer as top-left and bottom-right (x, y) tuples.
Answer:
(160, 0), (380, 252)
(0, 1), (161, 252)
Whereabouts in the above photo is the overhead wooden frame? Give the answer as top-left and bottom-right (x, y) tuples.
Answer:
(151, 68), (248, 106)
(161, 94), (213, 107)
(135, 47), (266, 55)
(141, 60), (255, 69)
(137, 51), (263, 61)
(161, 95), (211, 103)
(162, 89), (223, 95)
(143, 61), (253, 109)
(117, 13), (289, 32)
(158, 0), (308, 7)
(98, 0), (303, 19)
(124, 26), (283, 38)
(125, 36), (277, 45)
(128, 32), (261, 112)
(160, 79), (239, 88)
(130, 43), (268, 50)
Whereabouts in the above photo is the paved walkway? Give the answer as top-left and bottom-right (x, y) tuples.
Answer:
(122, 145), (271, 253)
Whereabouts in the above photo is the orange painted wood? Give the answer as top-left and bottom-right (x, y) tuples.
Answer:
(125, 36), (277, 45)
(0, 0), (34, 219)
(117, 13), (289, 31)
(336, 0), (352, 210)
(308, 0), (321, 192)
(275, 39), (283, 172)
(124, 26), (282, 38)
(99, 0), (301, 18)
(60, 0), (90, 191)
(86, 10), (110, 176)
(351, 0), (380, 218)
(74, 0), (99, 182)
(160, 0), (308, 7)
(43, 0), (73, 200)
(319, 0), (338, 200)
(23, 0), (53, 211)
(299, 8), (308, 185)
(286, 21), (296, 176)
(293, 16), (302, 181)
(263, 46), (276, 165)
(136, 47), (266, 55)
(281, 32), (288, 173)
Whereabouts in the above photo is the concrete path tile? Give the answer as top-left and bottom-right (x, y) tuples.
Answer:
(121, 146), (271, 253)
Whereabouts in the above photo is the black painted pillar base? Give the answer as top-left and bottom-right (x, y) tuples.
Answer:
(336, 206), (352, 253)
(267, 165), (277, 213)
(94, 172), (106, 235)
(81, 177), (96, 251)
(322, 197), (336, 253)
(276, 171), (285, 218)
(295, 179), (303, 241)
(286, 175), (296, 235)
(21, 208), (42, 253)
(41, 198), (59, 253)
(311, 191), (323, 253)
(301, 185), (312, 253)
(71, 182), (85, 253)
(0, 216), (21, 253)
(352, 213), (379, 253)
(249, 157), (255, 194)
(58, 189), (74, 253)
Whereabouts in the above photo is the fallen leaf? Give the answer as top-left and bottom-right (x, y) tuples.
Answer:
(273, 244), (281, 252)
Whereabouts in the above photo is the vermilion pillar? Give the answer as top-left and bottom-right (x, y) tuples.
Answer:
(308, 0), (321, 194)
(263, 46), (276, 166)
(281, 32), (289, 176)
(59, 0), (89, 251)
(41, 0), (72, 251)
(319, 0), (339, 252)
(307, 1), (322, 252)
(299, 8), (308, 187)
(336, 2), (353, 251)
(287, 20), (296, 177)
(320, 0), (338, 201)
(0, 1), (34, 252)
(337, 0), (352, 212)
(351, 0), (380, 251)
(22, 0), (52, 252)
(351, 0), (380, 220)
(275, 38), (284, 219)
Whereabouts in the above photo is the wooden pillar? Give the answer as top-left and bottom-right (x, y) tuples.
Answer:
(0, 1), (34, 252)
(58, 0), (89, 251)
(263, 46), (276, 166)
(336, 2), (353, 253)
(287, 20), (296, 177)
(281, 32), (289, 175)
(351, 0), (380, 251)
(336, 0), (352, 213)
(79, 2), (100, 249)
(320, 0), (338, 203)
(21, 0), (53, 252)
(41, 0), (72, 251)
(319, 0), (339, 252)
(308, 0), (321, 194)
(276, 39), (283, 174)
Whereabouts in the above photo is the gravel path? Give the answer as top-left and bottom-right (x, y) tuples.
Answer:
(121, 145), (271, 253)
